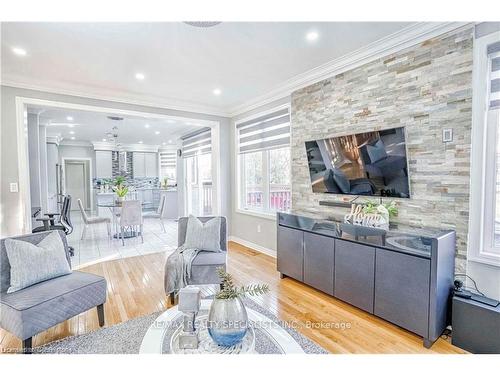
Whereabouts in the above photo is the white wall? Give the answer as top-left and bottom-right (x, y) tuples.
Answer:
(46, 142), (59, 213)
(38, 125), (49, 212)
(229, 97), (291, 255)
(0, 85), (231, 237)
(27, 113), (41, 209)
(58, 144), (96, 178)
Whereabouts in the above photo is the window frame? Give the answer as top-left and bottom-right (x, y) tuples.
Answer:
(469, 30), (500, 266)
(234, 105), (291, 219)
(158, 150), (177, 186)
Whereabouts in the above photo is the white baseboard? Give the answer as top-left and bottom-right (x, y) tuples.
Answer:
(228, 236), (277, 258)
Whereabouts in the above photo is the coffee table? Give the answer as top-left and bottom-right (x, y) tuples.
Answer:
(139, 299), (305, 354)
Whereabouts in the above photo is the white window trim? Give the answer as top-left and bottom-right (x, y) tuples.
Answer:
(234, 104), (291, 218)
(468, 30), (500, 267)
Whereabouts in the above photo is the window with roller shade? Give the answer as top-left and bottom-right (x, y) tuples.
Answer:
(159, 151), (177, 186)
(182, 128), (213, 216)
(486, 41), (500, 255)
(236, 107), (291, 214)
(470, 34), (500, 266)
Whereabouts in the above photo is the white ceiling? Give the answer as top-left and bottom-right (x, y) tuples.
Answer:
(29, 104), (206, 146)
(2, 22), (415, 115)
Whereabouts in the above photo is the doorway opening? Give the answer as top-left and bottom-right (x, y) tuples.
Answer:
(63, 158), (92, 211)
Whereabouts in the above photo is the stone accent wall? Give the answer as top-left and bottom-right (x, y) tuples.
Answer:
(291, 28), (473, 272)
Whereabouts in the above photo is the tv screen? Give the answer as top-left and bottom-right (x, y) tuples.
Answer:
(305, 127), (410, 198)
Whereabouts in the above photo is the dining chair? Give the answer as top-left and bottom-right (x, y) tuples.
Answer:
(142, 194), (167, 232)
(77, 198), (111, 240)
(119, 200), (143, 246)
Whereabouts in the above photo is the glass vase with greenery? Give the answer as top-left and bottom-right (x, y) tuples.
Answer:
(208, 268), (269, 347)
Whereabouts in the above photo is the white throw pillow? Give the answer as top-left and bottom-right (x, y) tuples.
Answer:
(183, 216), (222, 252)
(5, 231), (72, 293)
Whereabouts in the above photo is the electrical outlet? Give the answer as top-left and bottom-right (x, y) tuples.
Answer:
(257, 224), (261, 233)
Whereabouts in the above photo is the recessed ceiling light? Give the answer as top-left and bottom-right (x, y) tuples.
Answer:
(213, 88), (221, 96)
(144, 124), (150, 129)
(12, 47), (27, 56)
(306, 31), (319, 42)
(138, 141), (143, 144)
(162, 142), (166, 145)
(68, 124), (75, 128)
(70, 137), (75, 140)
(66, 116), (73, 121)
(135, 73), (145, 80)
(168, 140), (173, 144)
(155, 131), (160, 135)
(102, 138), (107, 142)
(69, 131), (75, 135)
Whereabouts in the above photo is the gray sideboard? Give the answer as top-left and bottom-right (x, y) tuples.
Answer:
(276, 212), (456, 348)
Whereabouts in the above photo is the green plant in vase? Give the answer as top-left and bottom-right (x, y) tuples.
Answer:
(362, 200), (398, 225)
(112, 176), (128, 202)
(208, 268), (269, 347)
(113, 176), (126, 187)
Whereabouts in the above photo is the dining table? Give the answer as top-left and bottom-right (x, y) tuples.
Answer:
(97, 201), (147, 239)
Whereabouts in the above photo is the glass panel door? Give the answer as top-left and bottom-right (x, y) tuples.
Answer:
(185, 153), (213, 216)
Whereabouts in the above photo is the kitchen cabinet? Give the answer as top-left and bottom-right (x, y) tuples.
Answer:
(95, 150), (112, 178)
(133, 152), (158, 178)
(374, 248), (430, 337)
(145, 153), (158, 177)
(277, 226), (304, 281)
(133, 152), (146, 177)
(334, 239), (375, 313)
(303, 232), (334, 295)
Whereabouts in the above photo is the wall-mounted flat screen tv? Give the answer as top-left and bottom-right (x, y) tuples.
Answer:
(305, 127), (410, 198)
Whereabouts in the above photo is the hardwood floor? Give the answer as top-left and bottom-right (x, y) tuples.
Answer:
(0, 242), (465, 354)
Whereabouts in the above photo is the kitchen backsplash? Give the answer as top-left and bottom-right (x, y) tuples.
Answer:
(112, 151), (133, 179)
(93, 177), (160, 189)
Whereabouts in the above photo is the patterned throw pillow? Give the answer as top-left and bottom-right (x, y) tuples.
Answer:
(183, 216), (222, 252)
(5, 231), (72, 293)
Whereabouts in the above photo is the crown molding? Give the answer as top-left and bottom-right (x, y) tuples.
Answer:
(1, 78), (230, 118)
(46, 135), (62, 146)
(59, 139), (93, 147)
(92, 141), (159, 152)
(228, 22), (474, 117)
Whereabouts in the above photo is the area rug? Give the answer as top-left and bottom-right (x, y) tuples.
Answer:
(35, 298), (327, 354)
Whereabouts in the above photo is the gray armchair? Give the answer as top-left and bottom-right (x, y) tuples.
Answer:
(0, 231), (107, 353)
(164, 216), (227, 304)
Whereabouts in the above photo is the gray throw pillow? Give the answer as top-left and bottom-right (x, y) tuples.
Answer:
(331, 169), (351, 194)
(366, 139), (387, 163)
(5, 231), (71, 293)
(183, 215), (222, 252)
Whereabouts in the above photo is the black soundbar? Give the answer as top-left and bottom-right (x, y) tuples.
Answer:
(318, 200), (353, 208)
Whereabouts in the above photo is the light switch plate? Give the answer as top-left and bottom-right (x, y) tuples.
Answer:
(9, 182), (19, 193)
